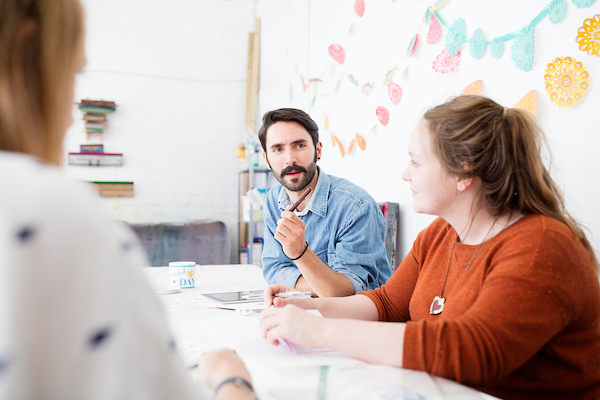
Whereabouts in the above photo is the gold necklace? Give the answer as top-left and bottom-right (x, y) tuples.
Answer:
(429, 221), (496, 315)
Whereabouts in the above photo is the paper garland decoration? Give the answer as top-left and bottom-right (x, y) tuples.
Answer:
(514, 90), (539, 114)
(428, 0), (590, 71)
(354, 0), (365, 17)
(576, 14), (600, 57)
(356, 134), (366, 151)
(335, 136), (346, 157)
(347, 139), (356, 155)
(572, 0), (597, 8)
(361, 83), (373, 95)
(328, 44), (346, 64)
(433, 49), (461, 74)
(427, 12), (442, 44)
(544, 56), (589, 108)
(461, 80), (483, 95)
(405, 34), (420, 57)
(388, 83), (402, 104)
(376, 106), (389, 126)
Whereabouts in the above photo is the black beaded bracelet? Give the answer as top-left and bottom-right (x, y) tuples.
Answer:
(289, 241), (309, 261)
(214, 377), (256, 399)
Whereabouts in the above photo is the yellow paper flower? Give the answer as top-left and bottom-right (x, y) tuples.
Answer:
(514, 89), (538, 115)
(544, 56), (589, 108)
(576, 14), (600, 57)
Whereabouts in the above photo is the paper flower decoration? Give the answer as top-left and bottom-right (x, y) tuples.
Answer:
(347, 139), (355, 155)
(511, 25), (534, 72)
(544, 56), (589, 108)
(411, 34), (420, 57)
(427, 12), (442, 44)
(549, 0), (568, 24)
(445, 18), (466, 56)
(576, 14), (600, 57)
(433, 48), (461, 74)
(356, 134), (366, 151)
(354, 0), (365, 17)
(388, 83), (402, 105)
(334, 136), (345, 157)
(461, 80), (483, 95)
(490, 37), (504, 59)
(328, 44), (346, 64)
(572, 0), (596, 8)
(514, 90), (538, 115)
(376, 106), (389, 126)
(470, 28), (485, 59)
(361, 83), (373, 95)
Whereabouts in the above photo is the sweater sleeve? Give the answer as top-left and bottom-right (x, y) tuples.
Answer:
(360, 244), (421, 322)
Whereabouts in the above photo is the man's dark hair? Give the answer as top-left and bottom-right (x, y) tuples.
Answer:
(258, 108), (319, 153)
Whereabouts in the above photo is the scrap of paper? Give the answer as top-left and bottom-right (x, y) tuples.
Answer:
(388, 82), (402, 105)
(461, 79), (483, 95)
(576, 14), (600, 57)
(354, 0), (365, 17)
(376, 106), (389, 126)
(328, 44), (346, 64)
(356, 134), (366, 151)
(544, 56), (589, 108)
(427, 11), (442, 44)
(433, 48), (462, 74)
(514, 89), (538, 114)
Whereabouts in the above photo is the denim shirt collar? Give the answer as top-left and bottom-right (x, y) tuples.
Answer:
(277, 167), (329, 218)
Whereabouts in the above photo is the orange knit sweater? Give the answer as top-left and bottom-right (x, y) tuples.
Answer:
(361, 215), (600, 399)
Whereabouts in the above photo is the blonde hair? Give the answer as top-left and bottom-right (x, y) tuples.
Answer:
(423, 95), (598, 270)
(0, 0), (83, 165)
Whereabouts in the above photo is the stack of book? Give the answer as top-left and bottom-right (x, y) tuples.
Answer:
(77, 99), (117, 135)
(91, 181), (134, 197)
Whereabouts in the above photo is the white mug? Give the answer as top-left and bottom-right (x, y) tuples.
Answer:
(168, 261), (202, 289)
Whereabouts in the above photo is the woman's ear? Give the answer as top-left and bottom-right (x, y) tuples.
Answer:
(456, 176), (474, 192)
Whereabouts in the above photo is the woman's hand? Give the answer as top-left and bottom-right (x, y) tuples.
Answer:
(260, 304), (328, 348)
(198, 349), (252, 390)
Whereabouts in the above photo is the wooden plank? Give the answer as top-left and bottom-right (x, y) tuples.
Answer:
(245, 32), (255, 130)
(248, 18), (261, 132)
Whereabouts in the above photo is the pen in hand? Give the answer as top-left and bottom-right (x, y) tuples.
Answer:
(273, 291), (312, 299)
(289, 187), (312, 212)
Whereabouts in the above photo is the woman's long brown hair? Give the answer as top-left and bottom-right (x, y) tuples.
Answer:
(0, 0), (83, 165)
(424, 95), (598, 270)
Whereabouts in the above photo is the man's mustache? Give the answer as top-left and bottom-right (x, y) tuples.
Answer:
(281, 165), (307, 176)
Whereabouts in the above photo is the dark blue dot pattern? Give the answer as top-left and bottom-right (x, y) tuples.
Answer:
(89, 327), (112, 349)
(17, 226), (35, 243)
(121, 241), (131, 252)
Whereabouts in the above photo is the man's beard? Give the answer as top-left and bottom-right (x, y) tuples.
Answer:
(273, 158), (317, 192)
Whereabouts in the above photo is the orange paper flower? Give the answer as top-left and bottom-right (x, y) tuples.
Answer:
(460, 80), (482, 95)
(544, 56), (589, 108)
(576, 14), (600, 57)
(514, 90), (538, 115)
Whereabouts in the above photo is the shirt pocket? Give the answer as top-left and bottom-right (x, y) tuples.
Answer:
(314, 249), (328, 266)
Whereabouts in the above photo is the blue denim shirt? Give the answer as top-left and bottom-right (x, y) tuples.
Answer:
(262, 169), (392, 293)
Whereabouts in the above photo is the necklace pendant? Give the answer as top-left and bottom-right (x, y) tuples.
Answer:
(430, 296), (445, 315)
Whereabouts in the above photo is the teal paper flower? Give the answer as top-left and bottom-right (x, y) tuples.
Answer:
(572, 0), (596, 8)
(511, 25), (534, 72)
(549, 0), (567, 24)
(490, 37), (504, 59)
(445, 18), (466, 56)
(470, 28), (485, 59)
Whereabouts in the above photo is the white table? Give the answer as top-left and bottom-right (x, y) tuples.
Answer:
(143, 265), (495, 400)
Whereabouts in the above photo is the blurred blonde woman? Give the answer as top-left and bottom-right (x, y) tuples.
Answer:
(261, 96), (600, 400)
(0, 1), (255, 399)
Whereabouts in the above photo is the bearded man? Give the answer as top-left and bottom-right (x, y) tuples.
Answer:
(258, 108), (392, 297)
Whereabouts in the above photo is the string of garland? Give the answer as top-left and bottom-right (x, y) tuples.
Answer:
(429, 0), (597, 71)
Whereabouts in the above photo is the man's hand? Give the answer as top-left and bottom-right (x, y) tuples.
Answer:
(274, 205), (306, 259)
(198, 349), (252, 390)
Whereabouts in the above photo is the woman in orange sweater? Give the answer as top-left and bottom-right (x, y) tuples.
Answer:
(260, 95), (600, 399)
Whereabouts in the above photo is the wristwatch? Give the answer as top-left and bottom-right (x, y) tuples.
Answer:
(214, 377), (258, 399)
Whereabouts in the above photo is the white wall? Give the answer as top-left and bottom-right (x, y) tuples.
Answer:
(257, 0), (600, 262)
(63, 0), (257, 263)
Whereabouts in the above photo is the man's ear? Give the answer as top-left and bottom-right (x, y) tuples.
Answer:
(316, 141), (323, 161)
(262, 151), (271, 170)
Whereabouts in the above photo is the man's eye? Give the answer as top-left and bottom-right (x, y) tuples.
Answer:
(272, 148), (281, 153)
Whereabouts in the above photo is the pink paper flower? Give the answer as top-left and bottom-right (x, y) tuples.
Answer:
(427, 13), (442, 44)
(354, 0), (365, 17)
(432, 48), (461, 74)
(376, 106), (389, 126)
(328, 44), (345, 65)
(388, 83), (402, 105)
